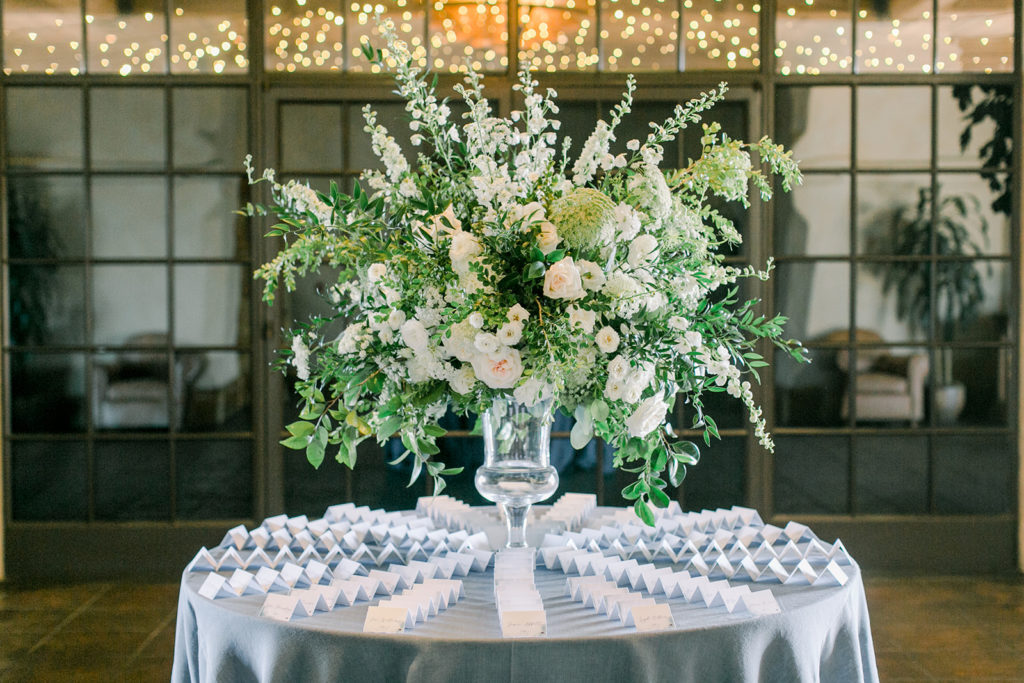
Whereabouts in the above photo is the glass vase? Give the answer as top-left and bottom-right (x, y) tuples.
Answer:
(474, 397), (559, 548)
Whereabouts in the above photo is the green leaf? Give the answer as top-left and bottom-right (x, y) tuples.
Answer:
(439, 466), (464, 476)
(634, 499), (656, 526)
(524, 261), (546, 280)
(379, 416), (401, 437)
(704, 414), (720, 439)
(306, 439), (325, 468)
(423, 424), (447, 437)
(286, 421), (315, 437)
(544, 249), (565, 263)
(280, 434), (309, 450)
(570, 419), (593, 450)
(590, 399), (609, 422)
(649, 486), (671, 509)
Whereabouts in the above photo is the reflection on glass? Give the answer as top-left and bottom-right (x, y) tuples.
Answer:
(265, 0), (344, 72)
(170, 1), (248, 74)
(179, 352), (252, 431)
(854, 0), (932, 73)
(92, 348), (172, 431)
(774, 346), (846, 427)
(173, 88), (248, 169)
(92, 265), (169, 345)
(519, 0), (598, 72)
(7, 176), (87, 259)
(856, 86), (930, 169)
(92, 176), (167, 258)
(856, 173), (931, 254)
(603, 0), (678, 72)
(177, 440), (254, 518)
(10, 352), (87, 432)
(681, 0), (758, 71)
(281, 103), (343, 172)
(2, 0), (83, 75)
(775, 0), (852, 75)
(429, 0), (508, 72)
(347, 102), (413, 170)
(174, 265), (245, 346)
(934, 435), (1012, 513)
(94, 440), (171, 520)
(174, 177), (246, 259)
(90, 88), (167, 169)
(937, 346), (1009, 427)
(937, 174), (1010, 256)
(8, 266), (86, 346)
(840, 343), (930, 425)
(854, 436), (927, 513)
(774, 261), (850, 340)
(11, 441), (89, 520)
(85, 0), (167, 75)
(347, 0), (427, 73)
(5, 88), (84, 169)
(774, 436), (849, 514)
(775, 87), (850, 169)
(936, 0), (1013, 74)
(856, 263), (929, 343)
(775, 173), (850, 256)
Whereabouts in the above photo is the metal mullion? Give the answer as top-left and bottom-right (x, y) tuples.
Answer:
(927, 79), (940, 511)
(847, 81), (858, 515)
(81, 71), (96, 523)
(165, 80), (178, 522)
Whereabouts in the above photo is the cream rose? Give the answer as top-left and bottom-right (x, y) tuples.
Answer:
(543, 256), (585, 300)
(507, 303), (530, 323)
(537, 221), (561, 255)
(388, 309), (407, 330)
(627, 233), (659, 267)
(470, 347), (524, 389)
(596, 326), (620, 353)
(625, 394), (670, 437)
(449, 230), (482, 275)
(567, 305), (596, 334)
(399, 319), (429, 353)
(577, 259), (606, 292)
(608, 355), (630, 380)
(367, 262), (388, 283)
(498, 321), (523, 346)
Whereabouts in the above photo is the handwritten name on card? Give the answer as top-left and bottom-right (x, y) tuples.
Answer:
(630, 603), (675, 632)
(363, 606), (409, 633)
(501, 610), (546, 637)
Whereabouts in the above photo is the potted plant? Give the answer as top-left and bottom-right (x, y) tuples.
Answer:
(879, 186), (989, 424)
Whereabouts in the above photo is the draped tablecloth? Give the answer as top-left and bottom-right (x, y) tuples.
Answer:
(172, 512), (878, 683)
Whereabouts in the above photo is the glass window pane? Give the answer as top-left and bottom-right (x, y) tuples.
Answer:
(11, 441), (88, 521)
(90, 88), (166, 170)
(429, 0), (509, 73)
(174, 265), (246, 346)
(5, 88), (84, 169)
(347, 0), (427, 73)
(775, 87), (851, 169)
(8, 266), (86, 346)
(180, 352), (252, 432)
(856, 263), (929, 344)
(92, 176), (167, 258)
(173, 88), (248, 170)
(854, 0), (932, 74)
(10, 352), (87, 433)
(3, 0), (83, 74)
(93, 350), (172, 431)
(682, 437), (744, 510)
(856, 86), (930, 169)
(936, 174), (1011, 256)
(170, 1), (249, 74)
(553, 102), (599, 163)
(177, 440), (253, 519)
(774, 345), (846, 428)
(839, 343), (930, 425)
(94, 440), (171, 520)
(774, 436), (850, 514)
(937, 346), (1011, 427)
(856, 173), (931, 254)
(774, 261), (850, 340)
(519, 0), (598, 72)
(683, 1), (759, 71)
(603, 0), (678, 72)
(265, 0), (345, 72)
(937, 85), (1012, 170)
(614, 102), (678, 166)
(936, 0), (1013, 74)
(7, 176), (87, 259)
(775, 173), (850, 256)
(174, 176), (247, 259)
(280, 103), (342, 172)
(934, 435), (1013, 513)
(854, 435), (928, 513)
(92, 265), (169, 345)
(85, 0), (168, 75)
(775, 0), (852, 75)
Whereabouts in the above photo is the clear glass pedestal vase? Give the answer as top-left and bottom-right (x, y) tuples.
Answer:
(474, 397), (559, 548)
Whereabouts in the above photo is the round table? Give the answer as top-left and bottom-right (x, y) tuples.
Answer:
(171, 513), (879, 683)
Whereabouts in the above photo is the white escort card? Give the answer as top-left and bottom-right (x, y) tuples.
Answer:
(259, 593), (311, 622)
(493, 549), (546, 638)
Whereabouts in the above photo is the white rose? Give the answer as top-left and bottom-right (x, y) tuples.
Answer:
(442, 319), (477, 361)
(537, 221), (561, 255)
(513, 376), (553, 407)
(468, 311), (484, 328)
(567, 306), (596, 334)
(449, 366), (476, 394)
(604, 377), (623, 401)
(449, 230), (482, 275)
(474, 332), (499, 354)
(623, 383), (643, 404)
(596, 326), (620, 353)
(498, 321), (523, 345)
(507, 303), (530, 323)
(608, 355), (630, 380)
(430, 205), (461, 238)
(627, 233), (659, 267)
(367, 262), (388, 283)
(399, 319), (429, 353)
(668, 316), (689, 331)
(470, 347), (524, 389)
(577, 260), (606, 292)
(388, 309), (407, 330)
(625, 394), (670, 437)
(381, 286), (401, 305)
(613, 203), (642, 241)
(543, 256), (585, 300)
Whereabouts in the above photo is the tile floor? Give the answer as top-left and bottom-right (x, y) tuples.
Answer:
(0, 575), (1021, 681)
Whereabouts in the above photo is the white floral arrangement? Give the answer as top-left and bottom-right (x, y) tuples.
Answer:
(247, 20), (808, 524)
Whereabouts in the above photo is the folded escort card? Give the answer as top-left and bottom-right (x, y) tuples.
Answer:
(493, 549), (546, 638)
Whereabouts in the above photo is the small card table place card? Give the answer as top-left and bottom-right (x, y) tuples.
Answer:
(259, 593), (311, 622)
(493, 549), (547, 638)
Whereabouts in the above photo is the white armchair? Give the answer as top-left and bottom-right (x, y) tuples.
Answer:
(832, 329), (930, 425)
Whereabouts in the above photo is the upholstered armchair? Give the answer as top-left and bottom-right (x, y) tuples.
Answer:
(92, 333), (204, 430)
(831, 329), (930, 425)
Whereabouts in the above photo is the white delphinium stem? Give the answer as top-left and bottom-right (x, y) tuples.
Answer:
(362, 105), (409, 184)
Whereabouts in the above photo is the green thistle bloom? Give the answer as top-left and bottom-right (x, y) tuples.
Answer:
(547, 187), (616, 251)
